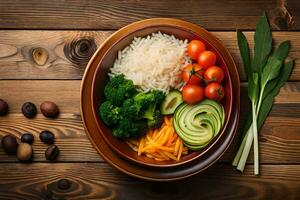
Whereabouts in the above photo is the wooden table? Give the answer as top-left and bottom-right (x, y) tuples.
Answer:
(0, 1), (299, 199)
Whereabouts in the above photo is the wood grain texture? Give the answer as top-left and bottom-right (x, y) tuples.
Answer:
(0, 80), (81, 114)
(0, 81), (299, 163)
(0, 31), (299, 80)
(0, 0), (299, 30)
(0, 115), (102, 162)
(0, 31), (111, 80)
(1, 80), (299, 114)
(0, 114), (299, 164)
(0, 163), (299, 200)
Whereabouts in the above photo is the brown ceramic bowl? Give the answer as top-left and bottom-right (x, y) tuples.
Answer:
(81, 18), (240, 179)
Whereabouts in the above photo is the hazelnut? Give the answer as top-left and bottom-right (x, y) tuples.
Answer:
(40, 101), (59, 118)
(17, 143), (33, 161)
(1, 135), (18, 155)
(0, 99), (9, 116)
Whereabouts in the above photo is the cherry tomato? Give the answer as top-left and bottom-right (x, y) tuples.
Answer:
(204, 66), (225, 83)
(198, 51), (217, 69)
(187, 40), (206, 60)
(181, 63), (205, 84)
(182, 84), (205, 104)
(205, 82), (225, 101)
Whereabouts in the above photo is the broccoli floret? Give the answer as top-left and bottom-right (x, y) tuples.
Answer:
(100, 76), (165, 139)
(133, 92), (154, 109)
(147, 110), (163, 129)
(121, 98), (141, 119)
(99, 101), (122, 126)
(104, 75), (137, 106)
(151, 90), (165, 104)
(140, 103), (163, 129)
(112, 118), (147, 139)
(112, 128), (131, 139)
(132, 90), (164, 109)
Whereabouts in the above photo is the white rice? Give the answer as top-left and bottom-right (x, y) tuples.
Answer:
(110, 32), (191, 93)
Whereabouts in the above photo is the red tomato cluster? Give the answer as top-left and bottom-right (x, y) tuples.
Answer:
(181, 40), (225, 104)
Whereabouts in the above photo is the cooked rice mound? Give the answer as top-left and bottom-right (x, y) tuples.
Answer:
(110, 32), (190, 93)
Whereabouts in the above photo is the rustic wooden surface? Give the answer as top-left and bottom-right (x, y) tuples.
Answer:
(0, 0), (299, 199)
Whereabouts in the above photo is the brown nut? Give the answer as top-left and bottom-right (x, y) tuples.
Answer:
(1, 135), (18, 155)
(17, 143), (33, 161)
(22, 102), (37, 118)
(45, 145), (59, 161)
(0, 99), (9, 116)
(40, 101), (59, 118)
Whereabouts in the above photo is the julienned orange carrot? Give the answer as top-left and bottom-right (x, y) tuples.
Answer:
(126, 116), (188, 161)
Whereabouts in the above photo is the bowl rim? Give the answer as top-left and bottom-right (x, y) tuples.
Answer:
(90, 18), (234, 167)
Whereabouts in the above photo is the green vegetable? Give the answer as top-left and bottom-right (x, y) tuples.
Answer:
(99, 101), (122, 126)
(233, 13), (293, 175)
(99, 75), (165, 139)
(161, 90), (183, 115)
(173, 99), (225, 150)
(104, 74), (137, 106)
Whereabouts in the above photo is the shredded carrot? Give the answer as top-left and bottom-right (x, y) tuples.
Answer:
(127, 116), (188, 161)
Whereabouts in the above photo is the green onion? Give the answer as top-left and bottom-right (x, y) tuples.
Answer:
(233, 13), (294, 175)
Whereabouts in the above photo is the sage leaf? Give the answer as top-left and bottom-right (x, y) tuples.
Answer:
(258, 60), (293, 129)
(273, 41), (290, 60)
(248, 73), (259, 104)
(257, 95), (273, 129)
(260, 56), (282, 88)
(237, 30), (251, 76)
(252, 13), (272, 73)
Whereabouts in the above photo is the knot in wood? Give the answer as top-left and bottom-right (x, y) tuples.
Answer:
(270, 1), (294, 30)
(32, 47), (49, 66)
(64, 37), (97, 67)
(57, 178), (72, 190)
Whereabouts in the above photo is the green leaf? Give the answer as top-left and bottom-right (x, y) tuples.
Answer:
(257, 95), (274, 129)
(273, 41), (290, 60)
(270, 60), (294, 96)
(261, 42), (291, 99)
(248, 73), (259, 103)
(257, 60), (293, 129)
(252, 13), (272, 73)
(262, 78), (278, 99)
(237, 30), (251, 77)
(260, 56), (282, 88)
(262, 60), (293, 99)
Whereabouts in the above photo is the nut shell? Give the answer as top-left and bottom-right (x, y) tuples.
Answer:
(21, 133), (34, 144)
(0, 99), (9, 116)
(17, 143), (33, 161)
(22, 102), (37, 118)
(40, 101), (59, 118)
(45, 145), (59, 160)
(1, 135), (18, 155)
(39, 130), (55, 144)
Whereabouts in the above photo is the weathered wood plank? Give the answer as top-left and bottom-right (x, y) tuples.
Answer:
(0, 80), (81, 114)
(1, 80), (299, 114)
(0, 81), (299, 163)
(0, 31), (111, 80)
(0, 114), (102, 162)
(0, 114), (299, 163)
(0, 163), (299, 200)
(0, 0), (298, 30)
(0, 31), (299, 80)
